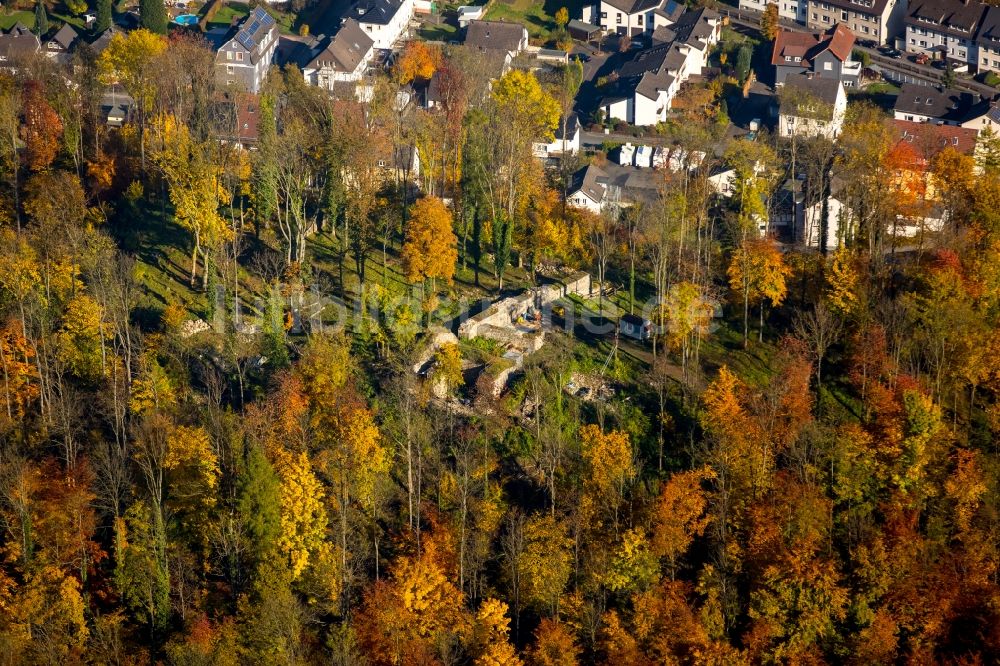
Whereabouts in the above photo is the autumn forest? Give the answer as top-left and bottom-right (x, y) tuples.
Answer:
(0, 18), (999, 666)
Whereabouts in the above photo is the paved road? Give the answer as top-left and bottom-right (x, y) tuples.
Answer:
(718, 6), (998, 97)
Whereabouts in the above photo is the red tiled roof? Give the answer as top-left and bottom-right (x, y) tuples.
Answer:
(772, 30), (821, 67)
(771, 24), (856, 68)
(892, 119), (978, 164)
(825, 23), (856, 62)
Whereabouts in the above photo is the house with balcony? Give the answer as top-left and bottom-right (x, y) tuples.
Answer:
(213, 7), (278, 94)
(581, 0), (686, 36)
(773, 24), (861, 86)
(806, 0), (906, 45)
(300, 19), (375, 90)
(598, 7), (722, 126)
(778, 73), (848, 139)
(904, 0), (987, 67)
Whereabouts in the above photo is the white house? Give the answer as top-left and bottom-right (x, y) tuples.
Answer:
(778, 73), (848, 139)
(598, 8), (721, 126)
(301, 19), (375, 89)
(213, 8), (279, 94)
(532, 114), (581, 158)
(582, 0), (686, 36)
(346, 0), (415, 50)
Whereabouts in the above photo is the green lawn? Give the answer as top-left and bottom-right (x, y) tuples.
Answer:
(0, 11), (34, 30)
(418, 20), (457, 42)
(0, 10), (90, 33)
(484, 0), (554, 40)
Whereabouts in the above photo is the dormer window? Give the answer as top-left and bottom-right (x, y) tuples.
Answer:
(794, 56), (801, 62)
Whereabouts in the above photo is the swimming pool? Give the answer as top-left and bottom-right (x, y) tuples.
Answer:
(174, 14), (198, 25)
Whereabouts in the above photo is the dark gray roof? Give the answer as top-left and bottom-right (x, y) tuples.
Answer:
(463, 20), (526, 53)
(348, 0), (405, 26)
(0, 24), (40, 60)
(47, 24), (78, 52)
(304, 18), (373, 73)
(654, 0), (685, 21)
(88, 26), (117, 54)
(670, 7), (720, 46)
(555, 113), (580, 140)
(235, 7), (276, 53)
(603, 0), (661, 15)
(892, 83), (984, 122)
(781, 74), (842, 117)
(977, 5), (1000, 46)
(567, 19), (601, 34)
(906, 0), (987, 37)
(571, 165), (607, 203)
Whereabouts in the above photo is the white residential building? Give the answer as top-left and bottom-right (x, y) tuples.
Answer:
(582, 0), (686, 35)
(300, 19), (375, 89)
(778, 73), (848, 139)
(346, 0), (415, 50)
(598, 7), (722, 126)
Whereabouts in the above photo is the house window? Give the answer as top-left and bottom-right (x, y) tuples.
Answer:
(600, 11), (607, 17)
(841, 11), (847, 19)
(227, 51), (233, 60)
(227, 65), (234, 74)
(637, 14), (642, 24)
(227, 79), (235, 85)
(824, 61), (832, 70)
(617, 13), (622, 23)
(862, 25), (869, 33)
(794, 56), (801, 62)
(236, 52), (244, 61)
(785, 55), (792, 61)
(822, 15), (830, 22)
(812, 12), (817, 19)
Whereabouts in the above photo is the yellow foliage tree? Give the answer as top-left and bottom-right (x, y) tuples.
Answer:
(727, 237), (791, 347)
(580, 424), (635, 506)
(55, 293), (110, 380)
(474, 598), (523, 666)
(432, 343), (464, 396)
(271, 448), (328, 579)
(153, 115), (232, 286)
(519, 514), (573, 614)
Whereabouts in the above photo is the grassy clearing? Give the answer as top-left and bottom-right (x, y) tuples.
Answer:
(484, 0), (554, 40)
(418, 21), (457, 42)
(0, 11), (34, 30)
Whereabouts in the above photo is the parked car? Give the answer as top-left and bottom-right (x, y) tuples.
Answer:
(857, 39), (877, 49)
(914, 53), (930, 65)
(932, 59), (948, 70)
(880, 48), (903, 59)
(571, 53), (590, 63)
